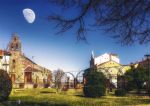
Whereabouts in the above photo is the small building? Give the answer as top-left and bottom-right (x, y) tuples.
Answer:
(137, 56), (150, 69)
(0, 50), (11, 73)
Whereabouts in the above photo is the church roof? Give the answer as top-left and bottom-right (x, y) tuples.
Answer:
(22, 55), (37, 65)
(24, 66), (40, 72)
(22, 54), (51, 72)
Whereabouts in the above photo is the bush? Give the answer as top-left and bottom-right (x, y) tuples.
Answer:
(44, 83), (50, 88)
(62, 86), (69, 91)
(115, 89), (126, 96)
(83, 85), (105, 97)
(0, 69), (12, 101)
(33, 83), (38, 88)
(83, 69), (106, 97)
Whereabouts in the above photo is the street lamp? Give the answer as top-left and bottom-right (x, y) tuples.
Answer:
(144, 54), (150, 96)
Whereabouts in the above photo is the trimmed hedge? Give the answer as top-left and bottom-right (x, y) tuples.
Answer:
(0, 69), (12, 101)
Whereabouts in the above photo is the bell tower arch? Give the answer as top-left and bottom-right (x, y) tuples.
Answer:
(8, 33), (22, 53)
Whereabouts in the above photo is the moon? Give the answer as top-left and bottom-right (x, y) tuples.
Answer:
(23, 8), (35, 23)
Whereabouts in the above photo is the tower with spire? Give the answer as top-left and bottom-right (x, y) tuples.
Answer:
(90, 50), (95, 68)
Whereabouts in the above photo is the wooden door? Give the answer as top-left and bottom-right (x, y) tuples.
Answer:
(24, 72), (32, 83)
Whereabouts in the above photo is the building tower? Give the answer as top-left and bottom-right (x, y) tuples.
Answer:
(8, 33), (22, 83)
(8, 33), (22, 53)
(90, 51), (95, 68)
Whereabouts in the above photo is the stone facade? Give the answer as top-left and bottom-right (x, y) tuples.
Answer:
(0, 34), (52, 88)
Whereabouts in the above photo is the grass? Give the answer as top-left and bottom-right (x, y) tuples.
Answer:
(0, 88), (150, 106)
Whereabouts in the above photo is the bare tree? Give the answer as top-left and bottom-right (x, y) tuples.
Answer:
(48, 0), (150, 45)
(53, 69), (65, 93)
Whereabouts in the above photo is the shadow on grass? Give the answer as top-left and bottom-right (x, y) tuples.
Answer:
(40, 91), (56, 94)
(75, 94), (106, 98)
(6, 96), (68, 106)
(74, 94), (85, 97)
(131, 98), (150, 104)
(2, 101), (69, 106)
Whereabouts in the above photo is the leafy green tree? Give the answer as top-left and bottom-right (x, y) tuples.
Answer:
(124, 68), (149, 93)
(0, 69), (12, 101)
(83, 69), (106, 97)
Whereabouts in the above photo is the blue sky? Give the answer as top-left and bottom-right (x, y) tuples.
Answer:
(0, 0), (150, 72)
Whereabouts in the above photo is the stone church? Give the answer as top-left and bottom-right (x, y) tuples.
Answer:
(0, 33), (52, 88)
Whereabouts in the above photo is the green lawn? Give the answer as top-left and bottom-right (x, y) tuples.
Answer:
(0, 88), (150, 106)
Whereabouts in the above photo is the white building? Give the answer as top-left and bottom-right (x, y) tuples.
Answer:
(0, 50), (11, 72)
(90, 52), (120, 88)
(92, 52), (120, 66)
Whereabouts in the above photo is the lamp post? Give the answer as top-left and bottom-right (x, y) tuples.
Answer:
(144, 54), (150, 96)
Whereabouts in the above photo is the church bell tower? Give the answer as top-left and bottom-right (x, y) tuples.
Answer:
(8, 33), (22, 53)
(8, 33), (22, 83)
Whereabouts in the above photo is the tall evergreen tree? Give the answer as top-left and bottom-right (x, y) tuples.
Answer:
(83, 69), (106, 97)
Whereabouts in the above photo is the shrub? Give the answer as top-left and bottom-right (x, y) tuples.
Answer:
(115, 89), (126, 96)
(62, 86), (69, 91)
(33, 83), (38, 88)
(0, 69), (12, 101)
(83, 85), (105, 97)
(83, 69), (106, 97)
(44, 83), (50, 88)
